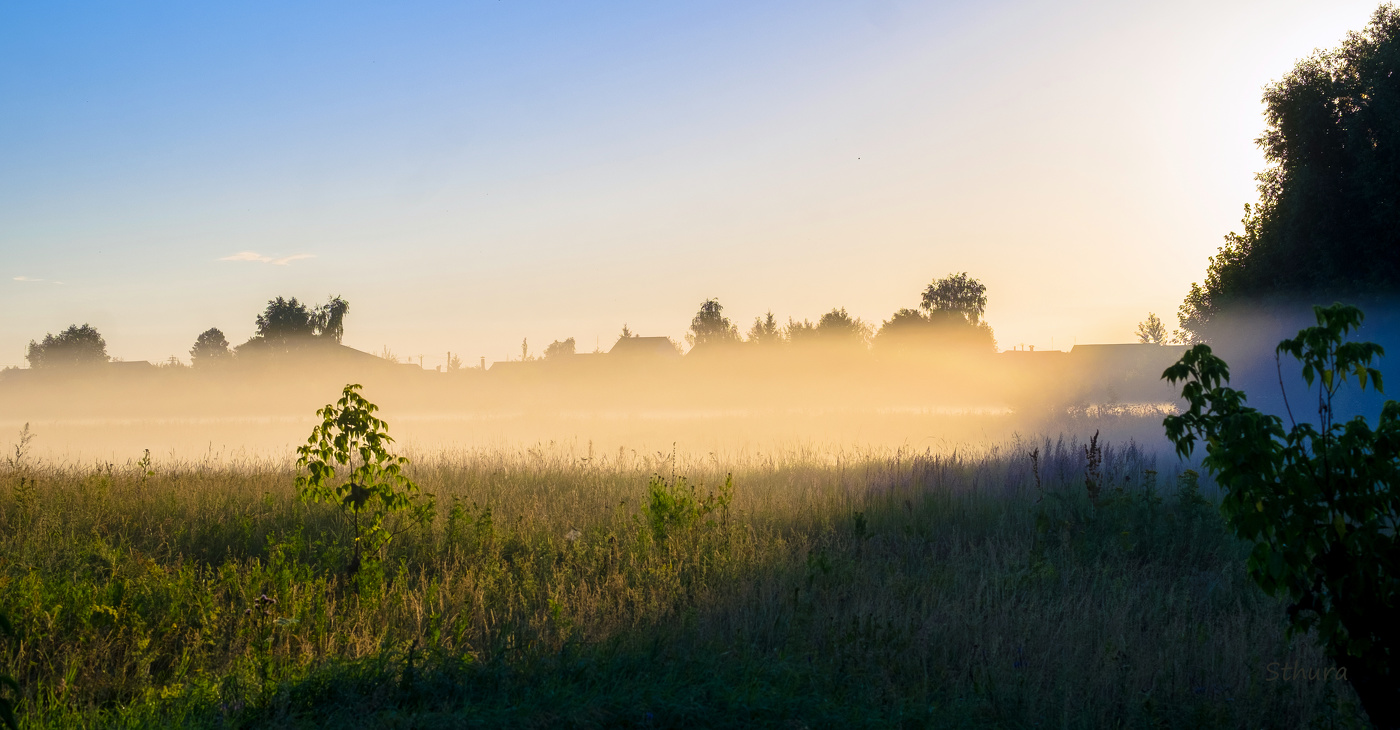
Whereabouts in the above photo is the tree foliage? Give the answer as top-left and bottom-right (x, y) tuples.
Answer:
(190, 328), (232, 367)
(921, 272), (987, 324)
(544, 337), (576, 359)
(1180, 7), (1400, 340)
(881, 308), (929, 332)
(783, 317), (819, 345)
(1163, 304), (1398, 727)
(1135, 313), (1168, 344)
(686, 298), (740, 349)
(245, 295), (350, 353)
(25, 324), (109, 369)
(294, 384), (434, 580)
(815, 307), (872, 347)
(746, 310), (782, 346)
(875, 310), (996, 352)
(256, 297), (318, 343)
(319, 296), (350, 344)
(876, 273), (996, 352)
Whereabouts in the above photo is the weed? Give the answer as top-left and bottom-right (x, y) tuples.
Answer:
(1084, 429), (1103, 505)
(1028, 446), (1043, 503)
(4, 424), (32, 470)
(641, 471), (733, 541)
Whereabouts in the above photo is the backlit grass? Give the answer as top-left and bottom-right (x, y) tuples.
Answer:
(0, 437), (1369, 728)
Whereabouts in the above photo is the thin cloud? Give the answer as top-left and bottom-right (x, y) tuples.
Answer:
(13, 276), (40, 281)
(13, 276), (61, 284)
(219, 251), (272, 262)
(219, 251), (315, 265)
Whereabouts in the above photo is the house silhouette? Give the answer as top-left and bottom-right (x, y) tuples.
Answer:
(608, 336), (680, 358)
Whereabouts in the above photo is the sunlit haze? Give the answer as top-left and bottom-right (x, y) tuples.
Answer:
(0, 0), (1381, 368)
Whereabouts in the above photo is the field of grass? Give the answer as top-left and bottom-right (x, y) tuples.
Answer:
(0, 435), (1371, 728)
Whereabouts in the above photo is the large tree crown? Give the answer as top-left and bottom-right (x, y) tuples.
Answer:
(1181, 6), (1400, 340)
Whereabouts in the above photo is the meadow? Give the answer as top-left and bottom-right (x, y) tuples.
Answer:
(0, 434), (1370, 728)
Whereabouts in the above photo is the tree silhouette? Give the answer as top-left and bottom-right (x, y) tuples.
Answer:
(190, 328), (233, 367)
(785, 317), (819, 345)
(1179, 7), (1400, 340)
(544, 337), (576, 359)
(318, 296), (349, 343)
(876, 308), (996, 352)
(686, 298), (740, 348)
(254, 297), (318, 349)
(746, 311), (783, 345)
(242, 295), (351, 353)
(879, 308), (931, 334)
(921, 272), (987, 324)
(876, 308), (937, 345)
(1135, 313), (1168, 344)
(816, 307), (873, 346)
(878, 274), (997, 352)
(26, 324), (109, 369)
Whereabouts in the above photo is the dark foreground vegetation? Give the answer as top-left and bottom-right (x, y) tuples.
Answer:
(0, 437), (1369, 728)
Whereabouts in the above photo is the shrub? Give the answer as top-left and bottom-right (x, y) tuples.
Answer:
(294, 384), (435, 581)
(1163, 303), (1398, 728)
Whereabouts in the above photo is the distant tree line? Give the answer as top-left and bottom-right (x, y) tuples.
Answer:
(23, 273), (1000, 371)
(189, 295), (349, 367)
(679, 272), (996, 354)
(22, 295), (350, 370)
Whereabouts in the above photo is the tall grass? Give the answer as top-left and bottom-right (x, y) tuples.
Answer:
(0, 437), (1369, 728)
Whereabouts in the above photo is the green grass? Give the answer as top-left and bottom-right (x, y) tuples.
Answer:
(0, 437), (1371, 728)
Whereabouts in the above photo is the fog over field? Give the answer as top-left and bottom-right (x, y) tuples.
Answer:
(5, 2), (1400, 727)
(1, 335), (1189, 462)
(9, 298), (1397, 465)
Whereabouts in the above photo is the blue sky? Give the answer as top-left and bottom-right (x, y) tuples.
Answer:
(0, 0), (1383, 367)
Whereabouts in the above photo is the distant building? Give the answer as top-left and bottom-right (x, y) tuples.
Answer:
(608, 336), (680, 358)
(109, 360), (157, 370)
(1066, 343), (1188, 402)
(999, 347), (1068, 358)
(1067, 343), (1187, 372)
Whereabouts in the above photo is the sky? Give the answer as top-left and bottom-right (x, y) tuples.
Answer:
(0, 0), (1387, 369)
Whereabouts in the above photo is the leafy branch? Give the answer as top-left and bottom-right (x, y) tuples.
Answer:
(1163, 303), (1399, 728)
